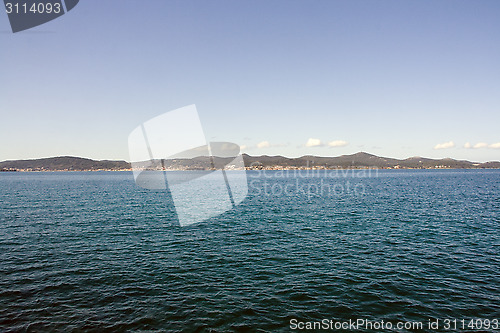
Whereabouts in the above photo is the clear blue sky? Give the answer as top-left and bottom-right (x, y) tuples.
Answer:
(1, 0), (499, 162)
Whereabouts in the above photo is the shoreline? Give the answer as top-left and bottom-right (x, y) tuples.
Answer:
(2, 167), (500, 173)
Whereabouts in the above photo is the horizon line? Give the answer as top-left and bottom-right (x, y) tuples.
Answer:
(1, 151), (500, 164)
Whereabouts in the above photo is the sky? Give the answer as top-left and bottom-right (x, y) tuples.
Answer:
(1, 0), (499, 162)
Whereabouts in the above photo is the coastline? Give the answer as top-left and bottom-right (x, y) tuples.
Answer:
(1, 153), (499, 172)
(3, 166), (500, 172)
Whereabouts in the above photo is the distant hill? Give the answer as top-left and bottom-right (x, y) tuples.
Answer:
(243, 152), (401, 169)
(0, 156), (131, 171)
(0, 153), (499, 171)
(242, 152), (499, 169)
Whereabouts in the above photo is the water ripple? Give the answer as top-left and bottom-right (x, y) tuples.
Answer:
(0, 170), (499, 332)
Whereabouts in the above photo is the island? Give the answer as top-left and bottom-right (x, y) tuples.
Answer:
(0, 153), (499, 172)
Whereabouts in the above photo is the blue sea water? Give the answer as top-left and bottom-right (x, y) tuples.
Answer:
(0, 170), (499, 332)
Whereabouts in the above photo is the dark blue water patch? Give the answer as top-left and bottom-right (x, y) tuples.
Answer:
(0, 170), (499, 332)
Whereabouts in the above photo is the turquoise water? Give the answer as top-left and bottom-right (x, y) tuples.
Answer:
(0, 170), (499, 332)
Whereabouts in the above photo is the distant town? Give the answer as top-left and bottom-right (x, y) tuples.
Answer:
(1, 153), (499, 172)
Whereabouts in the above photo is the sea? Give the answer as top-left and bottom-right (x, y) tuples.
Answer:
(0, 170), (499, 332)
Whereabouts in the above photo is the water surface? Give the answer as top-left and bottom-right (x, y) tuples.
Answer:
(0, 170), (499, 331)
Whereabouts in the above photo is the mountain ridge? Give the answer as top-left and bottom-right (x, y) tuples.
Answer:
(1, 153), (499, 171)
